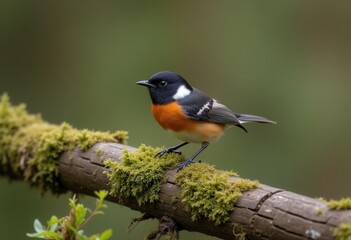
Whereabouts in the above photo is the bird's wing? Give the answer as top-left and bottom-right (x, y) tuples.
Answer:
(178, 88), (241, 126)
(206, 101), (241, 125)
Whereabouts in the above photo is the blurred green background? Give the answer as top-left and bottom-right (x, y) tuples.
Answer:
(1, 1), (350, 239)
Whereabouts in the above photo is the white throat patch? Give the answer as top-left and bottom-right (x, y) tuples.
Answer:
(173, 85), (191, 100)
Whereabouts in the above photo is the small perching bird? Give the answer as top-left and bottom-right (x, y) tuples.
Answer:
(137, 71), (276, 170)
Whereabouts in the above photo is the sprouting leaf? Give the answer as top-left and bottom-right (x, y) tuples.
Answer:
(95, 190), (108, 201)
(65, 221), (78, 235)
(47, 215), (59, 226)
(69, 196), (77, 208)
(92, 210), (105, 216)
(34, 219), (44, 233)
(39, 231), (62, 239)
(76, 230), (88, 240)
(74, 203), (88, 226)
(26, 232), (43, 238)
(49, 222), (59, 233)
(27, 231), (61, 239)
(99, 229), (113, 240)
(27, 190), (112, 240)
(47, 215), (61, 232)
(88, 234), (99, 240)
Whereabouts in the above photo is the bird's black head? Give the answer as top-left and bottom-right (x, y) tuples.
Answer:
(137, 71), (193, 104)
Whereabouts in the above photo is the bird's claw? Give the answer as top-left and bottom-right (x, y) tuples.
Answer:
(177, 159), (194, 172)
(155, 148), (182, 158)
(155, 150), (166, 158)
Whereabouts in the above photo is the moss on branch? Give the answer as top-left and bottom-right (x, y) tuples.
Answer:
(104, 145), (184, 205)
(326, 197), (351, 240)
(335, 220), (351, 240)
(328, 198), (351, 211)
(0, 93), (128, 194)
(176, 163), (259, 225)
(104, 145), (259, 226)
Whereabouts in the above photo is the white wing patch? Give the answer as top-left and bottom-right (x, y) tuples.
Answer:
(238, 120), (248, 124)
(212, 99), (220, 107)
(173, 85), (191, 100)
(197, 101), (212, 115)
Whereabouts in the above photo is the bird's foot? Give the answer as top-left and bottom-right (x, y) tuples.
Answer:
(177, 158), (195, 172)
(155, 147), (182, 158)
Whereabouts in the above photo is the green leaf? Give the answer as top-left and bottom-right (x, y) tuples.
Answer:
(88, 234), (99, 240)
(65, 221), (78, 235)
(91, 210), (105, 216)
(75, 203), (88, 226)
(40, 231), (61, 239)
(49, 222), (59, 232)
(47, 215), (61, 232)
(47, 215), (59, 226)
(76, 230), (88, 240)
(27, 231), (61, 239)
(77, 229), (85, 236)
(99, 229), (113, 240)
(28, 191), (112, 240)
(26, 232), (43, 238)
(34, 219), (44, 233)
(69, 195), (78, 208)
(95, 190), (108, 201)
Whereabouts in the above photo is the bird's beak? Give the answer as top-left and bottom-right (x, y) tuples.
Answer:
(136, 80), (155, 88)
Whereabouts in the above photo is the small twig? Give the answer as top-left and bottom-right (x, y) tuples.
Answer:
(128, 214), (153, 232)
(145, 216), (179, 240)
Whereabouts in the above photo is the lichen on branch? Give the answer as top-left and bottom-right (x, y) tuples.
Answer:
(0, 93), (128, 194)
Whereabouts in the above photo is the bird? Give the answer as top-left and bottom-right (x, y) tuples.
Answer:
(136, 71), (276, 171)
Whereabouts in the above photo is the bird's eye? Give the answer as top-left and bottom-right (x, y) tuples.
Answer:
(159, 81), (167, 87)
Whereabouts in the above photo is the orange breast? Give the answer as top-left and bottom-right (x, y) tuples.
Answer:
(152, 102), (225, 143)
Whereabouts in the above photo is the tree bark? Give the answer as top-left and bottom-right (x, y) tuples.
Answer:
(58, 142), (351, 240)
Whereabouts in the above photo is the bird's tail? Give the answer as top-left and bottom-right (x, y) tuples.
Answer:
(235, 113), (277, 124)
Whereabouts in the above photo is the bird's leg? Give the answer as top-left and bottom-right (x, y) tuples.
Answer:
(155, 142), (189, 158)
(177, 142), (209, 171)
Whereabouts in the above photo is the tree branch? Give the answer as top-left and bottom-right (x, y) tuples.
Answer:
(0, 94), (350, 239)
(58, 142), (351, 240)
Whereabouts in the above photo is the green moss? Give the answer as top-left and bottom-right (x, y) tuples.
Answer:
(315, 209), (323, 216)
(175, 163), (259, 225)
(103, 143), (259, 226)
(113, 130), (128, 145)
(0, 93), (128, 194)
(316, 197), (327, 202)
(335, 220), (351, 240)
(77, 129), (121, 150)
(324, 197), (351, 239)
(328, 198), (351, 210)
(104, 145), (184, 206)
(95, 149), (103, 156)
